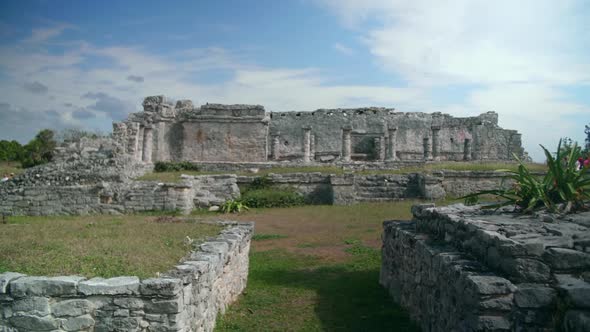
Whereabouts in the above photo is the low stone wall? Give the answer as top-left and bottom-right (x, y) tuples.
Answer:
(237, 172), (333, 204)
(0, 175), (240, 216)
(381, 204), (590, 331)
(0, 221), (253, 332)
(236, 170), (517, 206)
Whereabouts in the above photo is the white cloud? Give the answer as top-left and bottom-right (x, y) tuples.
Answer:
(333, 43), (354, 55)
(316, 0), (590, 161)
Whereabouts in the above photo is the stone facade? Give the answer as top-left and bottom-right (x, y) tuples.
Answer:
(380, 204), (590, 331)
(0, 222), (253, 332)
(115, 95), (527, 164)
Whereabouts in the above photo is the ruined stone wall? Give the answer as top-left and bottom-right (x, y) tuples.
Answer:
(113, 95), (526, 164)
(0, 222), (253, 332)
(381, 204), (590, 331)
(269, 109), (521, 162)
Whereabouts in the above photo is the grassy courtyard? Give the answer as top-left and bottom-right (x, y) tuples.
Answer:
(208, 202), (429, 331)
(0, 214), (221, 279)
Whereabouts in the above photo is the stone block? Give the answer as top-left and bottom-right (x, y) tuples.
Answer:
(0, 272), (24, 294)
(9, 276), (84, 297)
(62, 314), (95, 331)
(543, 247), (590, 270)
(79, 276), (140, 295)
(556, 274), (590, 308)
(113, 297), (145, 310)
(51, 299), (95, 317)
(140, 278), (182, 297)
(9, 314), (60, 331)
(12, 296), (50, 316)
(465, 275), (516, 295)
(514, 284), (556, 308)
(500, 258), (551, 282)
(145, 297), (183, 314)
(563, 310), (590, 332)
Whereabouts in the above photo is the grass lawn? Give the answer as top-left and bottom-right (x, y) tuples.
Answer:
(136, 162), (546, 183)
(0, 214), (221, 279)
(208, 201), (434, 331)
(0, 161), (23, 177)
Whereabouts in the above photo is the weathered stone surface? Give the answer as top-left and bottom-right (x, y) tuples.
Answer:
(543, 247), (590, 270)
(556, 274), (590, 308)
(514, 284), (556, 308)
(563, 310), (590, 332)
(9, 315), (59, 331)
(12, 296), (49, 316)
(51, 299), (95, 317)
(0, 272), (24, 294)
(9, 276), (84, 297)
(79, 276), (140, 295)
(383, 204), (590, 332)
(63, 314), (95, 331)
(140, 278), (182, 297)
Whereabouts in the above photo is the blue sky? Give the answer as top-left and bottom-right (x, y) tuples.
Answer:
(0, 0), (588, 161)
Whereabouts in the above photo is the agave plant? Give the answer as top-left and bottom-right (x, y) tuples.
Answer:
(463, 139), (590, 213)
(219, 199), (249, 214)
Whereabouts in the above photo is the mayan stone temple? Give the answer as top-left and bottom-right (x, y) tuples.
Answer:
(114, 95), (526, 165)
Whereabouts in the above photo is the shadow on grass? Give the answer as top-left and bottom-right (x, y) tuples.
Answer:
(216, 249), (418, 332)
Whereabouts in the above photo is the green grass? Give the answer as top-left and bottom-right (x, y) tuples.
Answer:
(0, 161), (23, 177)
(360, 161), (547, 175)
(0, 214), (221, 278)
(212, 201), (440, 331)
(135, 162), (546, 183)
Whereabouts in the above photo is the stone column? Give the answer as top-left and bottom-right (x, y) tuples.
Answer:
(386, 127), (397, 161)
(271, 133), (281, 161)
(142, 127), (153, 163)
(464, 139), (472, 161)
(423, 137), (432, 160)
(127, 122), (140, 161)
(303, 127), (312, 163)
(431, 126), (441, 161)
(375, 137), (385, 161)
(310, 134), (316, 162)
(341, 127), (352, 162)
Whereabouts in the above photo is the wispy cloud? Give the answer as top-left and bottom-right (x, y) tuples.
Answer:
(333, 43), (354, 55)
(24, 23), (73, 44)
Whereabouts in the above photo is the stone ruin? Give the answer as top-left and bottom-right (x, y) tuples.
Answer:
(381, 204), (590, 331)
(115, 95), (527, 165)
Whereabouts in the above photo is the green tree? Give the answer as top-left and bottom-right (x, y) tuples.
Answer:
(20, 129), (57, 168)
(0, 140), (24, 161)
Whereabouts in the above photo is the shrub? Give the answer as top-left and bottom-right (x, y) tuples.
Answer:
(246, 175), (272, 192)
(154, 161), (200, 172)
(220, 200), (249, 214)
(463, 139), (590, 213)
(241, 188), (305, 208)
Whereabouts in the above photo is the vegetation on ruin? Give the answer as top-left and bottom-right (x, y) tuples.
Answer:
(220, 199), (249, 213)
(241, 188), (306, 208)
(153, 161), (201, 172)
(463, 140), (590, 213)
(0, 214), (221, 279)
(137, 162), (547, 183)
(212, 201), (433, 331)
